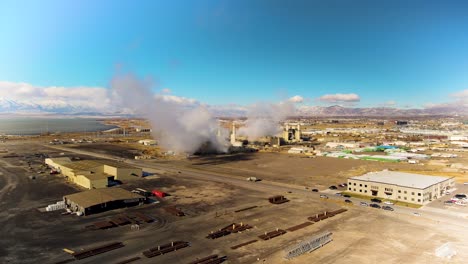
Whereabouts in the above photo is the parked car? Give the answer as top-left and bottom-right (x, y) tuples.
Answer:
(335, 193), (342, 196)
(344, 199), (352, 203)
(383, 201), (394, 205)
(413, 212), (421, 216)
(311, 189), (319, 192)
(382, 206), (394, 211)
(371, 198), (382, 203)
(444, 200), (454, 204)
(360, 202), (368, 206)
(329, 186), (338, 190)
(370, 204), (381, 209)
(320, 195), (328, 199)
(343, 194), (351, 198)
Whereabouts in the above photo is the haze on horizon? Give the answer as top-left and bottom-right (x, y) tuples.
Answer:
(0, 0), (468, 115)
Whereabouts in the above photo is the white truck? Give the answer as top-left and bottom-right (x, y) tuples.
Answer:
(246, 177), (260, 182)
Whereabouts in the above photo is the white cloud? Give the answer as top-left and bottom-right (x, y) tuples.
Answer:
(451, 89), (468, 99)
(0, 81), (202, 113)
(161, 88), (172, 94)
(317, 93), (360, 103)
(288, 95), (304, 103)
(0, 81), (46, 98)
(156, 94), (200, 106)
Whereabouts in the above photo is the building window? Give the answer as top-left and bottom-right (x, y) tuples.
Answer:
(411, 198), (414, 201)
(411, 192), (415, 195)
(398, 190), (401, 193)
(359, 184), (362, 187)
(418, 193), (421, 196)
(404, 191), (407, 194)
(349, 187), (351, 191)
(418, 199), (421, 202)
(354, 183), (356, 186)
(365, 190), (367, 193)
(404, 197), (407, 200)
(398, 196), (401, 199)
(359, 190), (362, 192)
(354, 188), (356, 191)
(365, 185), (367, 187)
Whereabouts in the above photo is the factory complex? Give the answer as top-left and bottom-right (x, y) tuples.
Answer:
(45, 157), (142, 189)
(348, 171), (455, 205)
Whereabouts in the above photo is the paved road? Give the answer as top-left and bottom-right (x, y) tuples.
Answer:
(46, 144), (468, 228)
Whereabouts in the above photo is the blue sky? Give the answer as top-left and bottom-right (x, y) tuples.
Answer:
(1, 0), (468, 109)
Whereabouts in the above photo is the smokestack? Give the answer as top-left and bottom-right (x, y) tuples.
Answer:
(230, 122), (236, 144)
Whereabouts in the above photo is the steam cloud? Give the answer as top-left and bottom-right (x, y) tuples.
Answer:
(238, 101), (295, 140)
(110, 73), (228, 154)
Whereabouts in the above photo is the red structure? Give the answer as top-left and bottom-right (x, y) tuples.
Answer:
(152, 190), (166, 198)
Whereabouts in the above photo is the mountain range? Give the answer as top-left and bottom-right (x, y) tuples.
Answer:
(0, 98), (466, 117)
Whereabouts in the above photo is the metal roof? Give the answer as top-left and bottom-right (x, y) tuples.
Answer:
(64, 188), (144, 209)
(61, 160), (103, 171)
(350, 171), (452, 189)
(60, 159), (138, 171)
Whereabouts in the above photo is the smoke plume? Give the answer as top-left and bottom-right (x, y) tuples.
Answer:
(238, 101), (295, 140)
(110, 72), (228, 154)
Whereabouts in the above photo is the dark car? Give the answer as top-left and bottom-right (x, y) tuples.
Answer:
(343, 194), (351, 198)
(370, 203), (381, 209)
(382, 206), (394, 211)
(329, 186), (338, 190)
(344, 199), (352, 203)
(311, 189), (319, 192)
(371, 198), (382, 203)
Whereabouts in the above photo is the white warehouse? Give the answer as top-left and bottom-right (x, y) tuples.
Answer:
(347, 171), (454, 205)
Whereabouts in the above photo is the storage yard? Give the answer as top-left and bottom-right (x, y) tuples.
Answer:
(1, 138), (468, 264)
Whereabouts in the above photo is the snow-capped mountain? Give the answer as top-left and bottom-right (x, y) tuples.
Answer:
(0, 98), (466, 117)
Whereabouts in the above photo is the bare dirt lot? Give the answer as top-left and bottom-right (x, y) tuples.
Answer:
(181, 152), (449, 189)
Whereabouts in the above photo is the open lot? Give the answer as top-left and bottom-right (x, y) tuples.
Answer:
(1, 140), (468, 263)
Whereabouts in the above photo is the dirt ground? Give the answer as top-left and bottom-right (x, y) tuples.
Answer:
(180, 152), (458, 189)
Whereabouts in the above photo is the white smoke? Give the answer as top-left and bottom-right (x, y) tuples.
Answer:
(110, 72), (228, 154)
(238, 101), (295, 140)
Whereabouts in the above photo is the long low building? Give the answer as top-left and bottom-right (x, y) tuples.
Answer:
(64, 188), (145, 215)
(45, 158), (142, 189)
(347, 171), (454, 205)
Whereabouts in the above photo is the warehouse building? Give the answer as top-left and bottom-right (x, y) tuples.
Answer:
(45, 158), (142, 189)
(347, 171), (454, 205)
(63, 188), (145, 215)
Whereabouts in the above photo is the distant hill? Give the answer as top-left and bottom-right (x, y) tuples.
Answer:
(0, 98), (466, 117)
(296, 105), (467, 117)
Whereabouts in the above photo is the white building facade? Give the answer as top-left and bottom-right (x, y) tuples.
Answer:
(347, 171), (454, 205)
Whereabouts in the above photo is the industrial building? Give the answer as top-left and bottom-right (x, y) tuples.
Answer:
(283, 123), (302, 143)
(45, 158), (142, 189)
(63, 188), (145, 215)
(347, 171), (454, 205)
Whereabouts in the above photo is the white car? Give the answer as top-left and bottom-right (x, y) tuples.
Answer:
(413, 212), (421, 216)
(384, 201), (394, 205)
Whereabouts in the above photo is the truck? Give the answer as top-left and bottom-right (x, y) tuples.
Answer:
(246, 177), (260, 182)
